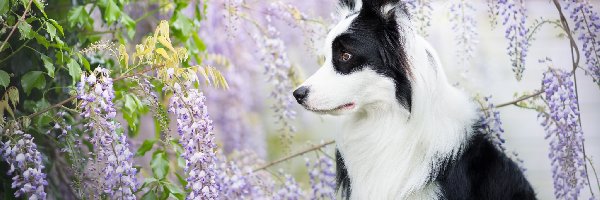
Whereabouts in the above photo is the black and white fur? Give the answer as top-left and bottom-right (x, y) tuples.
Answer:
(292, 0), (536, 199)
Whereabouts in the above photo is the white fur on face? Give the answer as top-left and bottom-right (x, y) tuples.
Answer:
(297, 3), (399, 116)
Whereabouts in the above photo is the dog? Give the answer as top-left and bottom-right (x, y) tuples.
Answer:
(292, 0), (536, 199)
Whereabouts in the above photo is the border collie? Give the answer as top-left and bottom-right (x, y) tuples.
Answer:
(292, 0), (536, 199)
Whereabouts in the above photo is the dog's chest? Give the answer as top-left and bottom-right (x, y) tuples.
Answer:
(337, 116), (442, 199)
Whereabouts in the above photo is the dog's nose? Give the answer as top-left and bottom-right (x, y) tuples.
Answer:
(293, 86), (309, 104)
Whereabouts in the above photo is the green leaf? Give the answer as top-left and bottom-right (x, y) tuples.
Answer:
(68, 6), (92, 28)
(151, 151), (169, 180)
(32, 0), (47, 18)
(0, 70), (9, 89)
(136, 139), (156, 157)
(33, 32), (50, 49)
(0, 0), (9, 16)
(0, 42), (10, 52)
(141, 191), (158, 200)
(163, 182), (184, 194)
(45, 21), (56, 41)
(169, 193), (185, 200)
(170, 12), (193, 40)
(40, 55), (55, 78)
(47, 19), (64, 36)
(77, 53), (90, 71)
(21, 71), (46, 95)
(121, 14), (136, 39)
(174, 173), (188, 189)
(7, 87), (19, 108)
(67, 59), (82, 84)
(17, 22), (33, 40)
(101, 0), (121, 25)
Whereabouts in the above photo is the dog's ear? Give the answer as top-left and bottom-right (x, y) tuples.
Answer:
(362, 0), (403, 22)
(338, 0), (358, 11)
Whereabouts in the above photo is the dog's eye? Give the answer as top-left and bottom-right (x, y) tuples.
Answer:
(341, 52), (352, 62)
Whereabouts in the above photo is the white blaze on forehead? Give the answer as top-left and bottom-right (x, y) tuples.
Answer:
(321, 13), (359, 61)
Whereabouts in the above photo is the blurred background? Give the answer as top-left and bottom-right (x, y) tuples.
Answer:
(1, 0), (598, 198)
(203, 0), (600, 199)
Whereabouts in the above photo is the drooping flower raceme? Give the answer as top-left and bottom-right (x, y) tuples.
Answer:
(306, 156), (336, 200)
(168, 78), (219, 199)
(563, 0), (600, 85)
(539, 69), (587, 200)
(405, 0), (433, 37)
(449, 0), (479, 71)
(77, 67), (138, 199)
(256, 22), (297, 147)
(200, 1), (267, 156)
(0, 123), (47, 200)
(273, 171), (306, 200)
(216, 156), (270, 198)
(477, 96), (507, 152)
(497, 0), (529, 80)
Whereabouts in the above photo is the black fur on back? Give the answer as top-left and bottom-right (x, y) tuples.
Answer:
(335, 128), (537, 200)
(437, 132), (537, 200)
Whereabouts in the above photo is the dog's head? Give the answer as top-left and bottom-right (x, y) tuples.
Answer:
(293, 0), (413, 116)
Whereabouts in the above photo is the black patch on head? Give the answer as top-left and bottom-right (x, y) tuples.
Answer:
(332, 0), (413, 110)
(425, 49), (437, 73)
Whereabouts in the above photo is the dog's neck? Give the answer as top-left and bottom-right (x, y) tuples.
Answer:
(336, 35), (477, 199)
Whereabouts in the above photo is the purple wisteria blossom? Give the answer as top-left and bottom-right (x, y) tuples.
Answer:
(539, 69), (587, 200)
(256, 22), (297, 147)
(405, 0), (433, 37)
(305, 156), (336, 200)
(200, 1), (266, 156)
(168, 79), (219, 199)
(215, 155), (271, 198)
(477, 96), (507, 152)
(0, 123), (47, 200)
(449, 0), (479, 69)
(497, 0), (529, 80)
(563, 0), (600, 85)
(273, 171), (306, 200)
(77, 68), (138, 199)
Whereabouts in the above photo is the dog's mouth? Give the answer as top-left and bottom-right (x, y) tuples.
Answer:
(306, 102), (356, 113)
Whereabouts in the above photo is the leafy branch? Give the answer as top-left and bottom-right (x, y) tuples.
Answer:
(25, 66), (157, 120)
(0, 0), (33, 51)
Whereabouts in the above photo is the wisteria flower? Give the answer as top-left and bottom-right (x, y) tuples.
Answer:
(497, 0), (529, 80)
(168, 78), (220, 199)
(77, 67), (138, 199)
(0, 122), (47, 200)
(562, 0), (600, 85)
(539, 68), (587, 200)
(306, 156), (336, 200)
(477, 96), (507, 152)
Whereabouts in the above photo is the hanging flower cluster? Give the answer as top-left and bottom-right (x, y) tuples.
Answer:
(273, 171), (306, 200)
(539, 69), (587, 200)
(77, 67), (138, 199)
(306, 156), (336, 200)
(449, 0), (479, 70)
(405, 0), (433, 37)
(256, 22), (297, 148)
(167, 74), (220, 199)
(216, 157), (269, 198)
(497, 0), (529, 80)
(477, 96), (507, 152)
(0, 123), (47, 200)
(563, 0), (600, 85)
